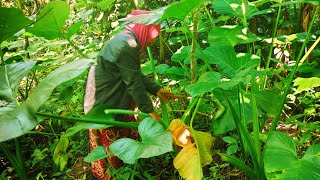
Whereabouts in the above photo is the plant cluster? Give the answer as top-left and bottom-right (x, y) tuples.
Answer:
(0, 0), (320, 179)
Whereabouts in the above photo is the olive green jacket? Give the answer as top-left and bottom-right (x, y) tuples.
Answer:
(94, 30), (161, 113)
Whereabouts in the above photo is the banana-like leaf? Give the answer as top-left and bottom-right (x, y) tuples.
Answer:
(208, 26), (260, 46)
(110, 117), (173, 164)
(0, 7), (32, 43)
(161, 0), (205, 21)
(0, 61), (36, 102)
(169, 120), (214, 179)
(27, 1), (70, 40)
(0, 59), (95, 142)
(264, 131), (320, 179)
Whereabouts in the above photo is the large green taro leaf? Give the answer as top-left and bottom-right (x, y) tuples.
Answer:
(0, 59), (95, 142)
(0, 7), (32, 43)
(110, 117), (173, 164)
(27, 1), (70, 40)
(161, 0), (205, 21)
(118, 7), (166, 26)
(202, 45), (260, 78)
(0, 61), (36, 102)
(212, 0), (273, 20)
(264, 131), (320, 179)
(255, 90), (281, 116)
(208, 26), (260, 46)
(185, 71), (252, 97)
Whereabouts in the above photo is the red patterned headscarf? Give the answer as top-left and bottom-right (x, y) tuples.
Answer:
(126, 10), (161, 52)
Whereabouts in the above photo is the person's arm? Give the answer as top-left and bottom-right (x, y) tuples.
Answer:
(115, 41), (155, 114)
(141, 75), (161, 96)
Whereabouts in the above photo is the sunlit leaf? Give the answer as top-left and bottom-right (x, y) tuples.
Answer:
(110, 117), (173, 164)
(264, 131), (320, 179)
(0, 7), (32, 43)
(208, 26), (260, 46)
(84, 146), (108, 163)
(161, 0), (205, 21)
(27, 1), (70, 40)
(0, 61), (36, 102)
(293, 77), (320, 93)
(0, 59), (95, 142)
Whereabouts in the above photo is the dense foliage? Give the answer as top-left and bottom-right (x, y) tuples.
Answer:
(0, 0), (319, 179)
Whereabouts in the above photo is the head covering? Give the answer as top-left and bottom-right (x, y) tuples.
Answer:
(126, 10), (161, 52)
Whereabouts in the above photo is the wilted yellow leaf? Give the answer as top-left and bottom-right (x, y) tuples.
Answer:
(167, 119), (193, 147)
(173, 143), (202, 180)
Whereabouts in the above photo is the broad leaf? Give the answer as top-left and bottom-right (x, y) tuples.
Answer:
(84, 146), (108, 163)
(161, 0), (205, 21)
(0, 7), (32, 43)
(212, 0), (273, 20)
(0, 59), (95, 142)
(208, 26), (260, 46)
(264, 131), (320, 179)
(27, 1), (70, 40)
(0, 61), (36, 102)
(186, 71), (252, 96)
(171, 46), (191, 63)
(110, 117), (173, 164)
(293, 77), (320, 93)
(167, 119), (193, 147)
(203, 45), (260, 77)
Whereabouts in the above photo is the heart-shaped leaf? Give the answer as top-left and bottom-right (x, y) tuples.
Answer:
(27, 1), (70, 40)
(0, 7), (32, 43)
(0, 61), (36, 102)
(0, 59), (95, 142)
(264, 131), (320, 179)
(208, 26), (260, 46)
(110, 117), (173, 164)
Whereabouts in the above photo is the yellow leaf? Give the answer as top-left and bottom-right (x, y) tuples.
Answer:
(173, 144), (202, 180)
(167, 119), (193, 147)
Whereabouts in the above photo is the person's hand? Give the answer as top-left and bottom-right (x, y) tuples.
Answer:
(149, 111), (160, 122)
(156, 88), (180, 103)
